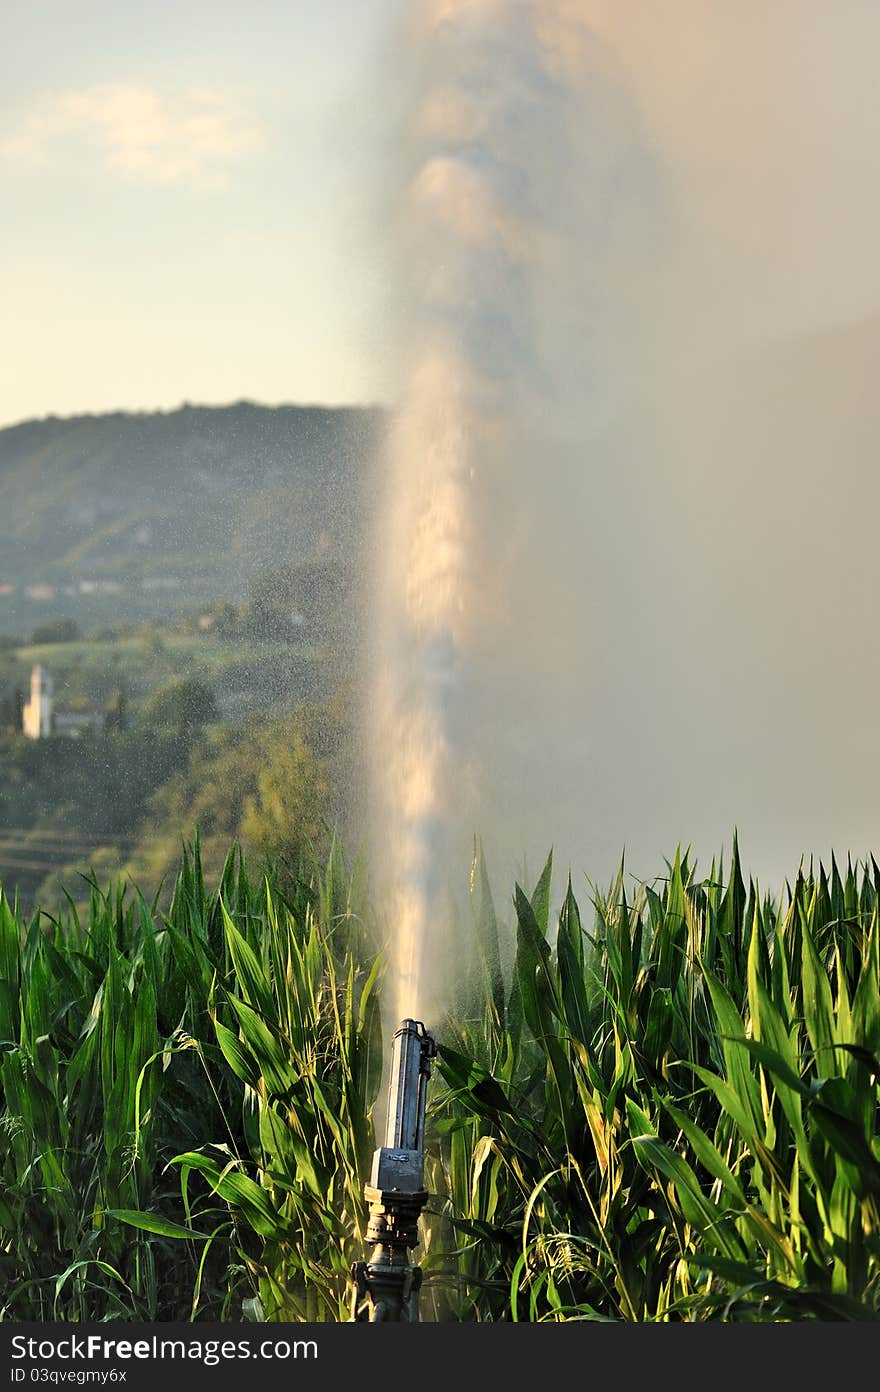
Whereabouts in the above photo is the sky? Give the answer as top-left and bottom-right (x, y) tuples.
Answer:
(6, 2), (880, 426)
(1, 0), (401, 426)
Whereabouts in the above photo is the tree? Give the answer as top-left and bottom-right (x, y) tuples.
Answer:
(29, 617), (80, 645)
(104, 687), (129, 733)
(240, 732), (331, 864)
(140, 676), (218, 736)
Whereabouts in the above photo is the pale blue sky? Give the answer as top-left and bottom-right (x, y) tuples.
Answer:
(7, 1), (880, 429)
(1, 1), (402, 425)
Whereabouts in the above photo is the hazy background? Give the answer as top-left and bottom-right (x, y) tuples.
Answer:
(8, 1), (880, 425)
(3, 0), (880, 903)
(546, 1), (880, 888)
(370, 0), (880, 912)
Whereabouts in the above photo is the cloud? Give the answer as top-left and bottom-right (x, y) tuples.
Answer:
(0, 84), (267, 189)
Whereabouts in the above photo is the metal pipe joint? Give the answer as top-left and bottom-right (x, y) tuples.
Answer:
(350, 1018), (437, 1322)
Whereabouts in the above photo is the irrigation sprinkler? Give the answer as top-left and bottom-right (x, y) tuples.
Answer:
(350, 1018), (437, 1322)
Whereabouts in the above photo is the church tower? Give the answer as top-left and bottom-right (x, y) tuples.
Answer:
(22, 664), (53, 738)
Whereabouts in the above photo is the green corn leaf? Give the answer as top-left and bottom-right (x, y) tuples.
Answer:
(106, 1209), (210, 1240)
(171, 1152), (281, 1238)
(226, 994), (299, 1099)
(631, 1134), (744, 1260)
(801, 918), (836, 1070)
(702, 968), (762, 1131)
(530, 850), (554, 938)
(214, 1020), (261, 1090)
(661, 1098), (747, 1206)
(221, 903), (273, 1016)
(557, 877), (589, 1045)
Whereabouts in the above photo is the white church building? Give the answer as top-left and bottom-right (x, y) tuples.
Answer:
(22, 665), (106, 739)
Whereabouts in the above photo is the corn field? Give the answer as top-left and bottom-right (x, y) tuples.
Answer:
(1, 836), (879, 1321)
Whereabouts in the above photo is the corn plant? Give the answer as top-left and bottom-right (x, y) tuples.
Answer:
(2, 833), (879, 1322)
(434, 841), (880, 1320)
(0, 836), (382, 1321)
(0, 857), (229, 1319)
(167, 843), (384, 1321)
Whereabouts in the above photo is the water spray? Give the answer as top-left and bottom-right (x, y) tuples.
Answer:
(350, 1018), (437, 1322)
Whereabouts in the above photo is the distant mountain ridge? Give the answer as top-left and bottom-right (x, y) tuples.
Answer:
(0, 401), (385, 632)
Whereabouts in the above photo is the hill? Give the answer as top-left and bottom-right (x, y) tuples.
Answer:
(0, 401), (384, 634)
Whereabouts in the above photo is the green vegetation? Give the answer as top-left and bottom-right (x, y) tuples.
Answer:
(0, 625), (326, 717)
(0, 561), (357, 906)
(0, 693), (353, 909)
(140, 676), (219, 736)
(0, 401), (374, 909)
(28, 618), (81, 646)
(114, 693), (355, 898)
(0, 840), (378, 1321)
(0, 403), (381, 631)
(1, 838), (878, 1321)
(436, 841), (880, 1320)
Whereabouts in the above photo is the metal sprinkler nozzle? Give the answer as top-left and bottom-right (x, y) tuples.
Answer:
(350, 1018), (437, 1322)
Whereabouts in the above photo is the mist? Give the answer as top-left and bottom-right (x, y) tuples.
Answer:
(561, 0), (880, 887)
(368, 0), (880, 1019)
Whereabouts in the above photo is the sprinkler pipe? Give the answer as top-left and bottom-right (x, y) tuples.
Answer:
(350, 1018), (437, 1322)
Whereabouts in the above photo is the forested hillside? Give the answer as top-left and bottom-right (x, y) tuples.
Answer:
(0, 401), (383, 632)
